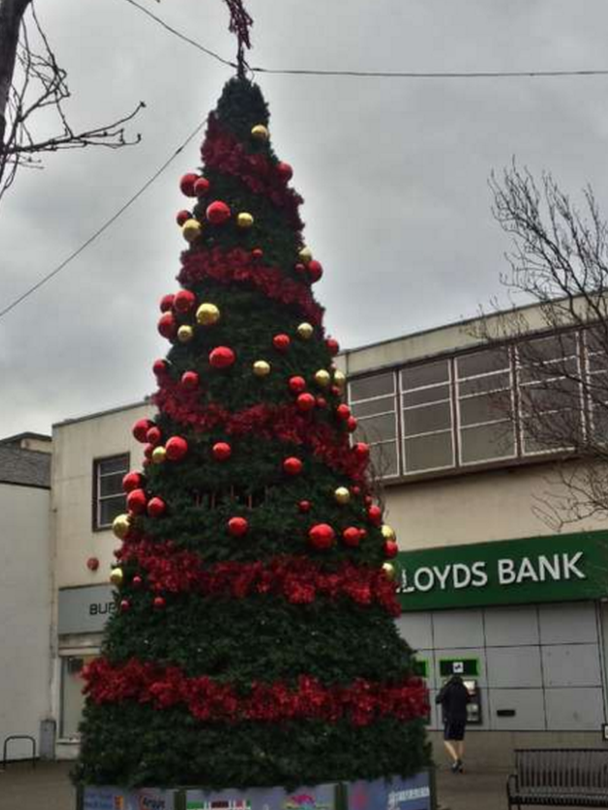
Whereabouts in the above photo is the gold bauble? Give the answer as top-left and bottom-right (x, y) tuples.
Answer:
(382, 562), (396, 580)
(314, 369), (331, 388)
(298, 246), (313, 264)
(152, 446), (167, 464)
(237, 212), (254, 229)
(333, 370), (346, 389)
(112, 514), (131, 540)
(196, 303), (220, 326)
(182, 218), (202, 243)
(297, 322), (314, 340)
(334, 486), (351, 505)
(253, 360), (271, 377)
(251, 124), (269, 141)
(177, 325), (194, 343)
(110, 567), (124, 586)
(381, 524), (396, 542)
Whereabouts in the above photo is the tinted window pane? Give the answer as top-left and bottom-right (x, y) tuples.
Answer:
(351, 395), (394, 418)
(369, 442), (399, 477)
(403, 402), (452, 436)
(349, 373), (394, 402)
(460, 393), (512, 426)
(590, 405), (608, 443)
(404, 431), (453, 472)
(520, 378), (581, 415)
(521, 413), (580, 454)
(588, 370), (608, 405)
(99, 495), (126, 527)
(460, 422), (515, 464)
(589, 354), (608, 373)
(586, 326), (608, 355)
(401, 360), (449, 390)
(457, 348), (510, 378)
(523, 333), (577, 362)
(98, 456), (129, 476)
(355, 413), (396, 443)
(402, 384), (450, 407)
(459, 371), (510, 396)
(519, 356), (579, 384)
(99, 472), (124, 498)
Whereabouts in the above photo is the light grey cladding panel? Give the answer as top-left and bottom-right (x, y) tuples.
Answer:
(486, 647), (542, 688)
(542, 644), (602, 687)
(397, 612), (433, 652)
(435, 648), (486, 686)
(539, 602), (598, 644)
(488, 689), (546, 730)
(58, 585), (115, 635)
(433, 610), (484, 648)
(484, 606), (539, 646)
(545, 687), (604, 730)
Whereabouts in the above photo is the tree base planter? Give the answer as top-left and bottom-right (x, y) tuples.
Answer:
(76, 770), (435, 810)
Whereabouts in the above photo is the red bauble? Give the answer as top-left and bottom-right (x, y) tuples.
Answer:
(351, 485), (361, 496)
(331, 385), (341, 396)
(342, 527), (362, 547)
(158, 312), (177, 339)
(194, 177), (210, 196)
(147, 497), (167, 518)
(347, 416), (358, 433)
(297, 393), (316, 412)
(316, 396), (327, 409)
(276, 161), (293, 181)
(367, 505), (382, 526)
(166, 436), (189, 461)
(283, 457), (303, 476)
(209, 346), (236, 369)
(384, 540), (399, 559)
(295, 263), (307, 276)
(160, 294), (175, 312)
(326, 337), (340, 355)
(228, 516), (249, 537)
(120, 599), (131, 612)
(180, 173), (199, 197)
(251, 248), (264, 260)
(122, 471), (144, 493)
(212, 442), (232, 461)
(288, 377), (306, 395)
(127, 488), (147, 515)
(309, 523), (335, 550)
(176, 210), (191, 227)
(132, 575), (143, 589)
(174, 289), (196, 313)
(206, 200), (232, 225)
(146, 426), (162, 446)
(354, 442), (370, 460)
(273, 334), (291, 352)
(86, 557), (100, 571)
(307, 260), (323, 283)
(153, 596), (166, 609)
(181, 370), (200, 390)
(298, 500), (312, 513)
(336, 404), (351, 421)
(133, 418), (154, 443)
(153, 358), (169, 377)
(143, 444), (154, 460)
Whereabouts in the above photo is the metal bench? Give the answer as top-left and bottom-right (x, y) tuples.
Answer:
(507, 749), (608, 808)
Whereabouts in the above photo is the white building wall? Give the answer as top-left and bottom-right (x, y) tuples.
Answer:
(0, 482), (51, 758)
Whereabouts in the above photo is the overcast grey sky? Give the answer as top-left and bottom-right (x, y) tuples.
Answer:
(1, 0), (608, 437)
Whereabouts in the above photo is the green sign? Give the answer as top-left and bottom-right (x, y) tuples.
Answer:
(396, 530), (608, 611)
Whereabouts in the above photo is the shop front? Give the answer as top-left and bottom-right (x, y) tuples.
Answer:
(55, 584), (114, 758)
(395, 529), (608, 756)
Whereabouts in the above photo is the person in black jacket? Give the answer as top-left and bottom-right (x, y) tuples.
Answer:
(435, 674), (470, 773)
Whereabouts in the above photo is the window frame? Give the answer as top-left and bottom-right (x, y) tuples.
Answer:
(348, 371), (400, 479)
(92, 453), (130, 532)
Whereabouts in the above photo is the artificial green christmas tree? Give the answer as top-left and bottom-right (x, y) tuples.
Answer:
(75, 13), (429, 792)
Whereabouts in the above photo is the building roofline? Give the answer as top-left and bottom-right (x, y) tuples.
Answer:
(53, 398), (150, 429)
(0, 431), (52, 444)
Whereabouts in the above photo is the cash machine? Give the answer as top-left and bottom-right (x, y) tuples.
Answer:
(438, 659), (482, 725)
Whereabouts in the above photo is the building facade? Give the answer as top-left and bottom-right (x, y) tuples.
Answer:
(48, 308), (608, 765)
(0, 433), (52, 760)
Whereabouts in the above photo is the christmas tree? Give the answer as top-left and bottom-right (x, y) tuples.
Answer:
(74, 44), (429, 792)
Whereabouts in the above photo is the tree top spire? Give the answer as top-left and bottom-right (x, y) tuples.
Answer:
(222, 0), (253, 78)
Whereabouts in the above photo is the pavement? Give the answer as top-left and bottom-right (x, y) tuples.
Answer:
(0, 760), (515, 810)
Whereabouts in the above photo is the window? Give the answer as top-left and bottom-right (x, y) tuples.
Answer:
(401, 360), (453, 473)
(457, 348), (515, 465)
(349, 372), (399, 477)
(93, 454), (129, 530)
(585, 327), (608, 443)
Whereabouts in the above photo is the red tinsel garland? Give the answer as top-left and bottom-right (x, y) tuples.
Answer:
(202, 115), (305, 232)
(178, 248), (324, 325)
(151, 394), (368, 481)
(83, 657), (429, 727)
(119, 541), (400, 615)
